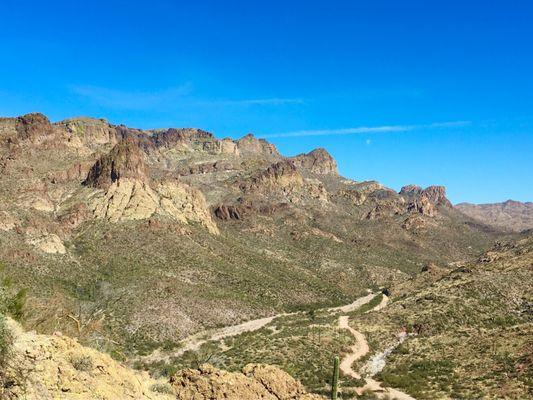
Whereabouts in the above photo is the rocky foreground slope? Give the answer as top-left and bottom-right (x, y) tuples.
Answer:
(0, 112), (502, 356)
(2, 317), (320, 399)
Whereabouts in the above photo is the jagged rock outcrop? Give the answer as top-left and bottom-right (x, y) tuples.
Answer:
(291, 148), (338, 175)
(15, 113), (55, 143)
(0, 113), (56, 146)
(400, 185), (452, 216)
(407, 195), (434, 216)
(170, 364), (322, 400)
(421, 185), (452, 207)
(213, 204), (246, 220)
(2, 319), (172, 400)
(83, 137), (219, 233)
(366, 202), (404, 220)
(236, 133), (279, 157)
(149, 128), (214, 148)
(84, 137), (148, 189)
(88, 179), (219, 234)
(176, 160), (235, 176)
(58, 117), (118, 149)
(399, 184), (422, 196)
(240, 160), (304, 194)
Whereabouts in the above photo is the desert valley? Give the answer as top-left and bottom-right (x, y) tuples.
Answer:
(0, 113), (531, 399)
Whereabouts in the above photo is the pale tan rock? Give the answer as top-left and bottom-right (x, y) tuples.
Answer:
(2, 319), (172, 400)
(29, 197), (55, 212)
(156, 181), (219, 234)
(171, 363), (322, 400)
(0, 211), (16, 231)
(28, 234), (66, 254)
(89, 178), (219, 234)
(219, 138), (240, 155)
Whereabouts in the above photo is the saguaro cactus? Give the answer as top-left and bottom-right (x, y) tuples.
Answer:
(331, 356), (339, 400)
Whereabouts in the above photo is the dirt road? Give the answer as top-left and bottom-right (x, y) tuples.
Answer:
(338, 299), (416, 400)
(139, 292), (377, 364)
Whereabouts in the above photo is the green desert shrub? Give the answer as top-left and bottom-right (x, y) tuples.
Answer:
(150, 382), (173, 394)
(70, 354), (94, 371)
(0, 313), (13, 368)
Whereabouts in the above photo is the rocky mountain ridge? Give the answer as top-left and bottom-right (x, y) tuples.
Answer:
(456, 200), (533, 232)
(0, 112), (501, 357)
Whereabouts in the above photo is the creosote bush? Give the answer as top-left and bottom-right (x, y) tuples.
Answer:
(70, 354), (94, 372)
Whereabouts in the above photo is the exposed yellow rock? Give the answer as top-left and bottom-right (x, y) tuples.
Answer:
(2, 319), (173, 400)
(156, 181), (219, 234)
(219, 138), (240, 155)
(28, 197), (55, 212)
(90, 179), (159, 222)
(170, 363), (323, 400)
(28, 234), (66, 254)
(88, 178), (219, 234)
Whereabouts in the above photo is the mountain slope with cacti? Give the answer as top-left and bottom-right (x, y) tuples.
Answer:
(0, 112), (506, 360)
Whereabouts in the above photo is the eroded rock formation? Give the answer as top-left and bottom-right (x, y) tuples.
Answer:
(170, 363), (321, 400)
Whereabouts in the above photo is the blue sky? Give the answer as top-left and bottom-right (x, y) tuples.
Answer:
(1, 1), (532, 203)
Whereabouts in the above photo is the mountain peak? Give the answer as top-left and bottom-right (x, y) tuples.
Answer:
(83, 136), (147, 189)
(236, 133), (279, 156)
(291, 148), (338, 174)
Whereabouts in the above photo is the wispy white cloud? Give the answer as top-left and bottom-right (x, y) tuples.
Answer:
(71, 84), (302, 110)
(260, 120), (471, 138)
(70, 84), (194, 110)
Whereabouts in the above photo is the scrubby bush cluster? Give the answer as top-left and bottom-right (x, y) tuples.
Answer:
(0, 314), (13, 368)
(70, 354), (94, 372)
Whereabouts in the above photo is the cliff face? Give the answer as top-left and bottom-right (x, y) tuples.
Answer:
(84, 136), (148, 189)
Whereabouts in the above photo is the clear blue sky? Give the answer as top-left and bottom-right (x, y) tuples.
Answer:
(1, 1), (532, 204)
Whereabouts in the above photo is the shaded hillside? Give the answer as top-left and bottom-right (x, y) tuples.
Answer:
(456, 200), (533, 232)
(0, 113), (500, 356)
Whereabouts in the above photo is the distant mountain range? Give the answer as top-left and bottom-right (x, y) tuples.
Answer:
(456, 200), (533, 232)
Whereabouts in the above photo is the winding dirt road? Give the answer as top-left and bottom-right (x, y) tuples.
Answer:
(138, 290), (415, 399)
(338, 315), (367, 380)
(139, 292), (377, 364)
(338, 297), (416, 400)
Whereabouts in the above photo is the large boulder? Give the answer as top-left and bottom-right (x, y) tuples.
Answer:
(170, 363), (322, 400)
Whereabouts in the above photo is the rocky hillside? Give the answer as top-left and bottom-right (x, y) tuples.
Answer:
(0, 112), (501, 357)
(352, 234), (533, 399)
(1, 318), (319, 399)
(456, 200), (533, 232)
